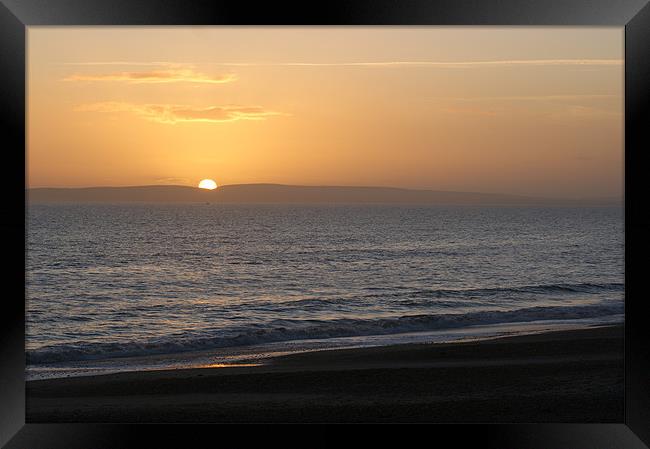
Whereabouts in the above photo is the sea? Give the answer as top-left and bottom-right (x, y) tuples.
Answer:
(26, 204), (624, 380)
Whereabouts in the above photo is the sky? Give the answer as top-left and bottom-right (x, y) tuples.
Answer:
(27, 27), (623, 198)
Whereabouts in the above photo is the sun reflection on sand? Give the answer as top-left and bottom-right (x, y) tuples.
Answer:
(195, 363), (262, 369)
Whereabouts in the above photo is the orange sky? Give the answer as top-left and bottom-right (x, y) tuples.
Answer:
(27, 27), (623, 198)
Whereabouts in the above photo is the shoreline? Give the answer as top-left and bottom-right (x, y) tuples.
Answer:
(26, 317), (622, 381)
(27, 324), (624, 422)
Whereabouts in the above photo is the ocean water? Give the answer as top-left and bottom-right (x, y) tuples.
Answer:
(26, 204), (624, 379)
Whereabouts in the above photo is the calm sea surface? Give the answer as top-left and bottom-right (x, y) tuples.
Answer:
(26, 204), (624, 378)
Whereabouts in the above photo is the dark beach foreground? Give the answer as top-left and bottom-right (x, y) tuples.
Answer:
(26, 325), (623, 423)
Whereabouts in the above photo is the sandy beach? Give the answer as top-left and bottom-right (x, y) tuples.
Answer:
(26, 325), (624, 423)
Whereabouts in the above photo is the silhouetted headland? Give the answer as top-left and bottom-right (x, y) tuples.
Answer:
(27, 184), (621, 206)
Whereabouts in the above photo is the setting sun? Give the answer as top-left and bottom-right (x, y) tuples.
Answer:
(198, 179), (217, 190)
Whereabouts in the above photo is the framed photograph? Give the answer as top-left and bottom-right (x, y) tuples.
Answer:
(2, 0), (649, 447)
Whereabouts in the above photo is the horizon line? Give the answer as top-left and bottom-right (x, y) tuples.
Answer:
(26, 183), (623, 201)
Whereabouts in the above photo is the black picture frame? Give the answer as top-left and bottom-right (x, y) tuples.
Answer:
(2, 0), (649, 447)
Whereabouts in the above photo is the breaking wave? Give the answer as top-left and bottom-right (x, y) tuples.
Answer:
(27, 300), (623, 364)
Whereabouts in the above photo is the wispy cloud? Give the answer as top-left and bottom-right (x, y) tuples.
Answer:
(64, 68), (236, 84)
(547, 105), (622, 121)
(428, 93), (621, 120)
(438, 106), (501, 117)
(442, 94), (619, 102)
(62, 59), (623, 69)
(62, 62), (178, 66)
(75, 102), (287, 124)
(214, 59), (623, 68)
(153, 177), (190, 184)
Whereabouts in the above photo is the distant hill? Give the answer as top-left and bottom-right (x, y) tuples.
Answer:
(26, 184), (621, 206)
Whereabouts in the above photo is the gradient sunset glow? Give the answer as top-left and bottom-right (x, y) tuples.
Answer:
(28, 27), (623, 199)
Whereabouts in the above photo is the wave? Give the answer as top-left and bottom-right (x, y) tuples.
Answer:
(27, 301), (623, 365)
(264, 282), (624, 308)
(362, 282), (623, 299)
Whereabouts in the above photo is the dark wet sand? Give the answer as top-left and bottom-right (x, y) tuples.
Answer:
(26, 325), (624, 423)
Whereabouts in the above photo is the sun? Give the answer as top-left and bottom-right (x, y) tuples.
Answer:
(198, 179), (217, 190)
